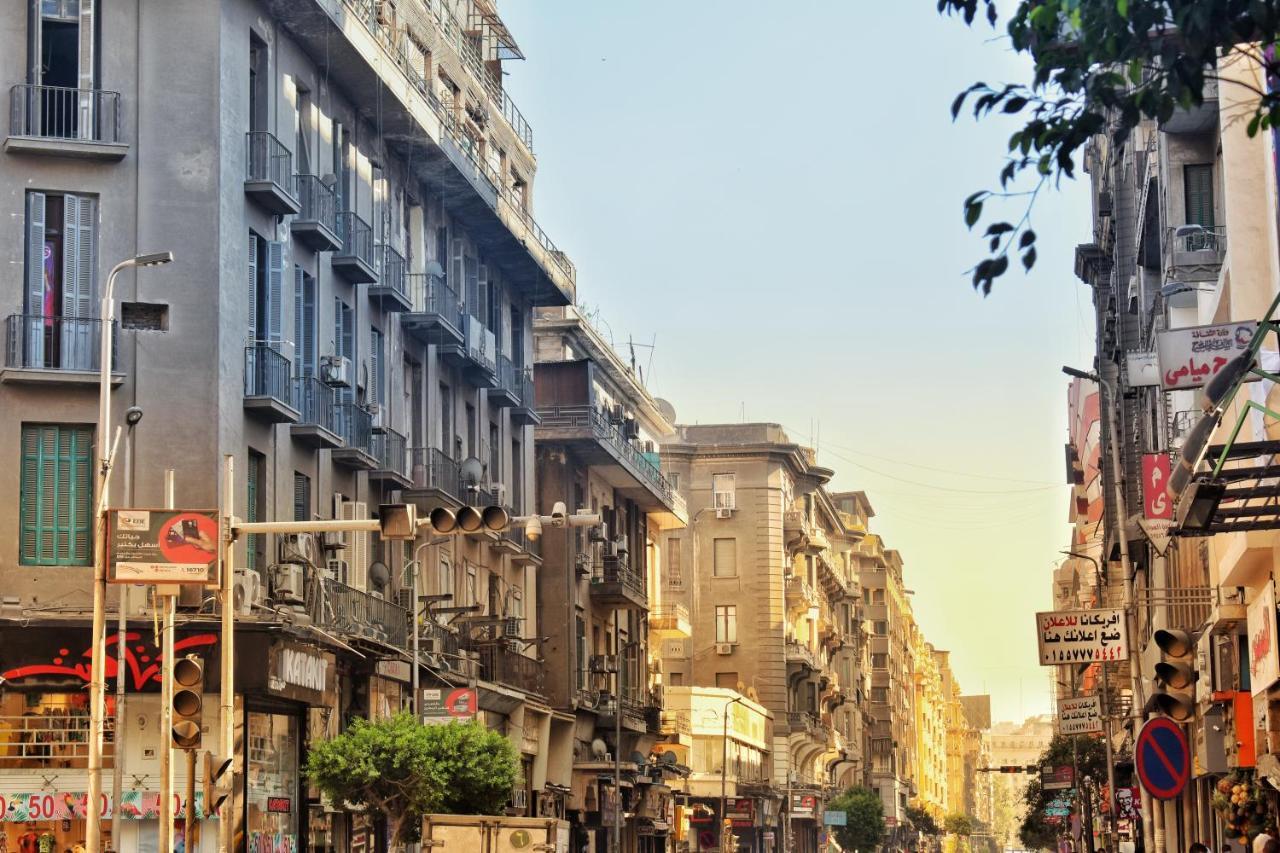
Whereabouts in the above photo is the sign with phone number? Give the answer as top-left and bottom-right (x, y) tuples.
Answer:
(0, 791), (209, 821)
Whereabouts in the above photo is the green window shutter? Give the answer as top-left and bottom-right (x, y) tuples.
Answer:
(1184, 164), (1215, 228)
(246, 454), (259, 571)
(20, 424), (93, 566)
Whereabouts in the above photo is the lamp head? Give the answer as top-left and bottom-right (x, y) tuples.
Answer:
(125, 406), (144, 426)
(134, 251), (174, 268)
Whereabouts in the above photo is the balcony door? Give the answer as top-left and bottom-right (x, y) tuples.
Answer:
(24, 191), (96, 371)
(27, 0), (96, 139)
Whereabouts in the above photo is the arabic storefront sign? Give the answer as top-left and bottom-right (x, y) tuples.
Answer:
(790, 795), (817, 818)
(1142, 454), (1173, 520)
(1041, 766), (1075, 792)
(1157, 321), (1257, 391)
(421, 687), (478, 723)
(1058, 695), (1104, 735)
(1249, 581), (1280, 696)
(725, 798), (754, 827)
(107, 509), (218, 584)
(0, 791), (208, 821)
(1036, 609), (1129, 666)
(0, 629), (219, 691)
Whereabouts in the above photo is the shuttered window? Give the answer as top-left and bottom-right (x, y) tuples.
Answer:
(293, 266), (315, 376)
(19, 424), (94, 566)
(370, 327), (384, 406)
(1185, 164), (1215, 228)
(293, 472), (311, 522)
(246, 450), (263, 571)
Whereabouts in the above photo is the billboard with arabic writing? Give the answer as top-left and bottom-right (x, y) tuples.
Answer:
(1036, 609), (1128, 666)
(1156, 321), (1257, 391)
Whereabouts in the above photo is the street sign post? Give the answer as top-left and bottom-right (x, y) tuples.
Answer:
(1036, 609), (1128, 665)
(1135, 718), (1190, 800)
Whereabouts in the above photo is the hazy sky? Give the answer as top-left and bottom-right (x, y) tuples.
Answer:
(497, 1), (1092, 723)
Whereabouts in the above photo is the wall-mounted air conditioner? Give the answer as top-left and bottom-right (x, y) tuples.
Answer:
(233, 569), (262, 616)
(716, 507), (733, 520)
(715, 643), (734, 656)
(321, 355), (352, 388)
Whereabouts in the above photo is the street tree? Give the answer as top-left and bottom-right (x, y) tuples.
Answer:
(906, 804), (942, 837)
(827, 786), (886, 852)
(946, 813), (975, 837)
(937, 0), (1280, 294)
(306, 713), (519, 846)
(1018, 732), (1107, 850)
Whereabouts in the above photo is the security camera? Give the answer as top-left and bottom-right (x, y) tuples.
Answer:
(550, 501), (567, 526)
(525, 515), (543, 541)
(125, 406), (144, 426)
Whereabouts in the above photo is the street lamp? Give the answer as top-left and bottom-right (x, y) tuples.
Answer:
(87, 251), (172, 853)
(720, 695), (748, 853)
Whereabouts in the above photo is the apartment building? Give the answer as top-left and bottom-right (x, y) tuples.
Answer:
(912, 635), (949, 820)
(531, 305), (689, 853)
(0, 0), (574, 849)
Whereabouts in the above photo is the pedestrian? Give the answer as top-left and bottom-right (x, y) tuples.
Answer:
(1263, 840), (1279, 853)
(1191, 843), (1209, 853)
(1257, 827), (1278, 853)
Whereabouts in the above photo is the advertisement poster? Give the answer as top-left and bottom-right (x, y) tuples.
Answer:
(1248, 582), (1279, 696)
(107, 509), (218, 584)
(1142, 453), (1173, 520)
(421, 687), (478, 723)
(1036, 609), (1128, 665)
(1058, 695), (1104, 735)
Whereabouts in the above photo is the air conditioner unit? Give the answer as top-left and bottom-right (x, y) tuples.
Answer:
(270, 563), (307, 608)
(325, 559), (349, 584)
(422, 637), (445, 655)
(715, 643), (734, 656)
(590, 654), (618, 673)
(504, 639), (523, 654)
(369, 404), (386, 433)
(320, 355), (352, 388)
(278, 533), (319, 566)
(375, 0), (396, 28)
(233, 569), (262, 616)
(320, 531), (345, 552)
(716, 507), (733, 520)
(503, 617), (523, 638)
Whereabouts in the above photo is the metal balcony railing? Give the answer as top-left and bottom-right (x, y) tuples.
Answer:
(9, 84), (121, 143)
(336, 211), (375, 268)
(294, 174), (338, 232)
(1167, 224), (1226, 263)
(293, 375), (339, 434)
(501, 92), (533, 151)
(370, 427), (408, 477)
(334, 402), (373, 451)
(494, 353), (519, 396)
(517, 367), (534, 407)
(785, 640), (819, 670)
(787, 711), (820, 734)
(649, 603), (690, 624)
(245, 131), (293, 189)
(244, 344), (292, 404)
(591, 555), (646, 600)
(308, 577), (408, 648)
(406, 273), (463, 328)
(409, 447), (461, 499)
(475, 643), (545, 695)
(4, 314), (111, 372)
(375, 243), (407, 297)
(536, 406), (681, 509)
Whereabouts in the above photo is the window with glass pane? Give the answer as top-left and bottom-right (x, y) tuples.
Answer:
(245, 712), (299, 850)
(715, 605), (737, 644)
(20, 424), (93, 565)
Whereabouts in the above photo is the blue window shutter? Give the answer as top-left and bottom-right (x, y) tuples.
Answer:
(24, 192), (47, 366)
(302, 274), (316, 377)
(248, 233), (259, 343)
(267, 241), (284, 349)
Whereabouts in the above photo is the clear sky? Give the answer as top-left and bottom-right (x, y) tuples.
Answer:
(497, 1), (1093, 724)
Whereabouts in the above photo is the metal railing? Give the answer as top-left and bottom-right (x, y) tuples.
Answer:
(649, 603), (689, 625)
(375, 243), (407, 298)
(1169, 224), (1226, 256)
(591, 555), (647, 600)
(336, 211), (375, 269)
(294, 174), (338, 232)
(244, 344), (292, 403)
(335, 401), (373, 451)
(517, 367), (535, 408)
(536, 406), (681, 509)
(501, 92), (533, 151)
(494, 354), (520, 398)
(476, 643), (545, 695)
(0, 712), (114, 769)
(309, 577), (408, 648)
(370, 427), (408, 477)
(787, 711), (820, 734)
(406, 273), (463, 328)
(464, 316), (497, 373)
(500, 525), (542, 558)
(785, 640), (819, 670)
(9, 84), (121, 143)
(293, 375), (339, 434)
(409, 447), (461, 499)
(246, 131), (293, 189)
(4, 314), (110, 371)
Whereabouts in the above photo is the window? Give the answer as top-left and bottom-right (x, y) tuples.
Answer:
(712, 538), (737, 577)
(436, 556), (454, 625)
(465, 562), (478, 606)
(1185, 164), (1215, 228)
(576, 614), (587, 691)
(246, 450), (265, 571)
(666, 538), (683, 589)
(874, 621), (888, 636)
(23, 192), (97, 370)
(293, 267), (316, 376)
(439, 382), (452, 456)
(28, 0), (97, 136)
(293, 472), (311, 522)
(334, 298), (353, 403)
(872, 653), (887, 670)
(711, 473), (736, 510)
(294, 82), (312, 175)
(715, 605), (737, 644)
(715, 672), (738, 689)
(248, 33), (268, 133)
(19, 424), (93, 565)
(248, 232), (283, 348)
(669, 672), (684, 687)
(465, 403), (476, 460)
(369, 326), (384, 406)
(489, 421), (500, 481)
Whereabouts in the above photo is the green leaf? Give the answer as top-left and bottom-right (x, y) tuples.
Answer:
(964, 200), (984, 228)
(1022, 246), (1038, 270)
(1117, 0), (1128, 17)
(1128, 59), (1143, 85)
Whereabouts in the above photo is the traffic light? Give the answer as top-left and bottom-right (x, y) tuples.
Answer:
(377, 503), (418, 540)
(417, 505), (510, 535)
(172, 654), (204, 749)
(203, 751), (233, 814)
(1145, 628), (1197, 721)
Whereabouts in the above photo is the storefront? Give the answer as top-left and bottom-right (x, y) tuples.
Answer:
(788, 793), (820, 853)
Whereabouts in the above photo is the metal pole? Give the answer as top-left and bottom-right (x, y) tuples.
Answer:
(720, 697), (745, 853)
(159, 470), (177, 853)
(219, 453), (236, 853)
(186, 747), (197, 849)
(110, 420), (136, 852)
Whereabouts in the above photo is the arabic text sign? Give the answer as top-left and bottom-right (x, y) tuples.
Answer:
(1156, 321), (1256, 391)
(1041, 766), (1075, 792)
(1142, 454), (1173, 520)
(1036, 609), (1128, 666)
(1248, 581), (1279, 696)
(1058, 695), (1104, 735)
(107, 508), (218, 584)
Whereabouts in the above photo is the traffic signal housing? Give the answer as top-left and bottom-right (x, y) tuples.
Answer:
(1145, 628), (1197, 722)
(204, 751), (233, 814)
(417, 505), (511, 535)
(172, 655), (204, 749)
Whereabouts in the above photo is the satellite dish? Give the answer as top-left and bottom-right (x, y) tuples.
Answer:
(368, 561), (390, 594)
(460, 456), (484, 484)
(424, 260), (445, 278)
(660, 751), (677, 765)
(591, 738), (608, 758)
(654, 397), (677, 425)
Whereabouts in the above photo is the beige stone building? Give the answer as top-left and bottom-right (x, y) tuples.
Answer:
(913, 633), (950, 819)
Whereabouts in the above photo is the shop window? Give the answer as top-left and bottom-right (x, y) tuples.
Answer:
(245, 711), (299, 851)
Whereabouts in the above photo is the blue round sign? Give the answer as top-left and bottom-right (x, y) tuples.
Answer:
(1135, 717), (1189, 800)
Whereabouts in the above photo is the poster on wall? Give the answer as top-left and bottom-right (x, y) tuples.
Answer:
(1248, 582), (1280, 696)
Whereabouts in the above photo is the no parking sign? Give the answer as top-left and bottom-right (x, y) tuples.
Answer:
(1136, 717), (1190, 800)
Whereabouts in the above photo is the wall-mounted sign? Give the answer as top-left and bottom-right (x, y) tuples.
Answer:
(1036, 609), (1128, 665)
(790, 795), (816, 818)
(107, 509), (218, 584)
(725, 798), (753, 827)
(1058, 695), (1104, 735)
(0, 791), (207, 821)
(1142, 454), (1173, 520)
(1249, 582), (1280, 696)
(422, 687), (478, 723)
(823, 810), (847, 826)
(266, 797), (292, 814)
(0, 629), (218, 692)
(267, 642), (335, 706)
(1157, 321), (1257, 391)
(1125, 351), (1162, 387)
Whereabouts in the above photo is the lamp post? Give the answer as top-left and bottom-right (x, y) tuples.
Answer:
(611, 639), (642, 853)
(720, 695), (748, 853)
(86, 251), (173, 853)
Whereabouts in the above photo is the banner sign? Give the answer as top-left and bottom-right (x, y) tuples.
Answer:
(1248, 582), (1280, 696)
(1157, 321), (1256, 391)
(1142, 454), (1173, 520)
(1058, 695), (1104, 735)
(790, 794), (816, 817)
(421, 687), (478, 723)
(1036, 609), (1128, 665)
(1041, 766), (1075, 792)
(107, 509), (218, 584)
(0, 791), (208, 821)
(823, 810), (847, 826)
(725, 798), (754, 827)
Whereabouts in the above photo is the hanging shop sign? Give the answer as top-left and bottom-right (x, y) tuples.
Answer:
(266, 641), (335, 706)
(1041, 766), (1075, 792)
(107, 509), (219, 584)
(1156, 321), (1257, 391)
(790, 794), (817, 818)
(1250, 582), (1280, 697)
(1036, 609), (1128, 665)
(725, 798), (754, 827)
(1058, 695), (1104, 735)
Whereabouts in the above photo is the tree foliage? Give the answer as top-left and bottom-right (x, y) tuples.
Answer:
(305, 714), (519, 846)
(946, 813), (976, 837)
(906, 803), (942, 836)
(938, 0), (1280, 294)
(827, 786), (886, 852)
(1017, 732), (1108, 851)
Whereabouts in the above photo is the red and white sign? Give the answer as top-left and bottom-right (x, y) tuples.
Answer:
(1142, 454), (1172, 520)
(1157, 321), (1257, 391)
(1249, 581), (1279, 696)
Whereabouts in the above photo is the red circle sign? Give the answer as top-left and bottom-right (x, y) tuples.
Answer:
(1135, 717), (1189, 800)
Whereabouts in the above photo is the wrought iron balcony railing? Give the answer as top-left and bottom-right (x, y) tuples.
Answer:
(336, 211), (376, 268)
(334, 402), (374, 451)
(294, 174), (339, 233)
(407, 273), (463, 327)
(591, 555), (646, 600)
(370, 428), (409, 477)
(244, 344), (292, 404)
(375, 243), (408, 298)
(408, 447), (462, 500)
(4, 314), (111, 372)
(308, 577), (408, 648)
(246, 131), (293, 189)
(293, 375), (339, 434)
(9, 84), (121, 143)
(475, 642), (545, 695)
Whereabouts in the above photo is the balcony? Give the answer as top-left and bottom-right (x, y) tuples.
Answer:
(244, 131), (300, 215)
(489, 526), (542, 566)
(291, 174), (341, 251)
(308, 577), (408, 650)
(403, 273), (464, 346)
(787, 711), (822, 736)
(476, 643), (545, 695)
(786, 640), (819, 673)
(370, 244), (411, 311)
(488, 354), (523, 408)
(510, 368), (540, 426)
(243, 345), (300, 423)
(405, 447), (463, 506)
(786, 575), (820, 612)
(648, 603), (691, 639)
(332, 402), (378, 469)
(1164, 224), (1226, 284)
(290, 375), (343, 448)
(6, 84), (126, 159)
(589, 555), (647, 610)
(1, 314), (121, 384)
(333, 211), (378, 283)
(536, 405), (687, 527)
(369, 427), (411, 487)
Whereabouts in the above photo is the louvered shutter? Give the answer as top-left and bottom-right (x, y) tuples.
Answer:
(267, 241), (284, 351)
(450, 237), (464, 299)
(25, 192), (47, 366)
(302, 275), (316, 377)
(68, 427), (92, 562)
(294, 265), (304, 369)
(19, 426), (41, 563)
(465, 256), (480, 319)
(370, 328), (383, 406)
(246, 456), (259, 571)
(248, 234), (259, 343)
(478, 263), (491, 330)
(1185, 165), (1215, 228)
(19, 425), (92, 566)
(61, 195), (95, 370)
(293, 473), (310, 522)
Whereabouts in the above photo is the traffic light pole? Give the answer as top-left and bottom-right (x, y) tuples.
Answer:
(158, 470), (178, 853)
